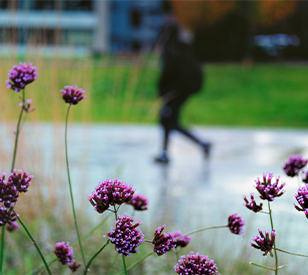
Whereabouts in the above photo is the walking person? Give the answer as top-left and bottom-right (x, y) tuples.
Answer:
(155, 23), (211, 164)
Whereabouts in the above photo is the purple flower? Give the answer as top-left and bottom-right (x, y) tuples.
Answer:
(0, 173), (19, 207)
(6, 221), (20, 232)
(60, 85), (86, 105)
(104, 214), (144, 257)
(302, 171), (308, 183)
(54, 242), (74, 265)
(152, 225), (176, 256)
(88, 178), (135, 214)
(170, 231), (191, 248)
(19, 99), (34, 113)
(250, 229), (276, 257)
(243, 193), (263, 213)
(283, 155), (308, 177)
(6, 62), (38, 92)
(255, 173), (285, 201)
(128, 194), (148, 211)
(174, 252), (219, 275)
(0, 206), (18, 227)
(294, 185), (308, 218)
(228, 213), (245, 235)
(8, 169), (33, 193)
(68, 260), (81, 272)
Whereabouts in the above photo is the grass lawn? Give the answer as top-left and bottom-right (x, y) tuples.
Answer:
(1, 56), (308, 128)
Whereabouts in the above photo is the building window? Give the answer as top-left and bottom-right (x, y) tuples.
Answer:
(130, 8), (142, 28)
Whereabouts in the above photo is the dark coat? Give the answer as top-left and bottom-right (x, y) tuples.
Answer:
(158, 26), (203, 100)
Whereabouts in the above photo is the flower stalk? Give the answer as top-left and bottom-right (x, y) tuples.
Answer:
(83, 240), (110, 275)
(268, 201), (278, 274)
(18, 217), (52, 275)
(65, 104), (86, 266)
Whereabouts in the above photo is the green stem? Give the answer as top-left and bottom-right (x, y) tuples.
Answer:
(18, 217), (51, 275)
(27, 212), (113, 275)
(249, 262), (277, 271)
(1, 88), (26, 274)
(179, 225), (228, 239)
(65, 104), (86, 267)
(83, 240), (110, 275)
(108, 252), (119, 275)
(122, 255), (128, 275)
(113, 206), (128, 275)
(275, 248), (308, 258)
(268, 201), (278, 274)
(116, 252), (155, 275)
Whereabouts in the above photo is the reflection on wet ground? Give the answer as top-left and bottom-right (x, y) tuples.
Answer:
(1, 123), (308, 273)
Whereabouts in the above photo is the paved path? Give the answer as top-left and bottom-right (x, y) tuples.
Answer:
(1, 123), (308, 273)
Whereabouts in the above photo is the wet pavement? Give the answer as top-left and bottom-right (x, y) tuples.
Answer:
(1, 122), (308, 273)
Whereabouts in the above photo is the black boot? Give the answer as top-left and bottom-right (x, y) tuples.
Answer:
(154, 150), (169, 164)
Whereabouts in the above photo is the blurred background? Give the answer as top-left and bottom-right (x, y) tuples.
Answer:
(1, 1), (308, 274)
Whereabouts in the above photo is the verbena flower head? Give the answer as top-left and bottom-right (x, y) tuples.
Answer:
(243, 193), (263, 213)
(88, 178), (135, 214)
(228, 213), (245, 235)
(152, 225), (176, 256)
(6, 62), (38, 92)
(0, 173), (19, 207)
(19, 99), (34, 113)
(104, 214), (144, 257)
(8, 169), (33, 193)
(294, 185), (308, 218)
(302, 171), (308, 184)
(128, 194), (148, 211)
(255, 173), (285, 201)
(6, 221), (20, 232)
(250, 229), (276, 257)
(54, 242), (74, 265)
(60, 85), (86, 105)
(283, 155), (308, 177)
(170, 231), (191, 248)
(68, 260), (81, 272)
(174, 252), (219, 275)
(0, 206), (18, 227)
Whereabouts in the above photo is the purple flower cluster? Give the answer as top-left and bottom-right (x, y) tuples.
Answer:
(255, 173), (285, 201)
(60, 85), (86, 105)
(54, 242), (81, 272)
(174, 252), (219, 275)
(88, 178), (135, 214)
(0, 173), (19, 207)
(170, 231), (192, 248)
(104, 214), (144, 257)
(152, 225), (176, 256)
(0, 170), (32, 226)
(250, 229), (276, 257)
(227, 213), (245, 235)
(128, 194), (148, 211)
(243, 193), (263, 213)
(19, 99), (34, 113)
(302, 171), (308, 183)
(6, 221), (20, 232)
(0, 206), (18, 227)
(294, 185), (308, 218)
(8, 169), (33, 193)
(283, 155), (308, 177)
(6, 62), (38, 92)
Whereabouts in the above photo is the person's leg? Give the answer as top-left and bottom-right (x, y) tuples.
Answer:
(173, 95), (212, 158)
(155, 104), (174, 163)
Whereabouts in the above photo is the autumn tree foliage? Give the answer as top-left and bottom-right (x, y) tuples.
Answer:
(171, 0), (235, 31)
(171, 0), (298, 31)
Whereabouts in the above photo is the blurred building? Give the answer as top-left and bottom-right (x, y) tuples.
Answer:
(0, 0), (163, 55)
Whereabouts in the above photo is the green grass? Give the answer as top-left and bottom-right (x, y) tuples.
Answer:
(2, 56), (308, 128)
(91, 60), (308, 127)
